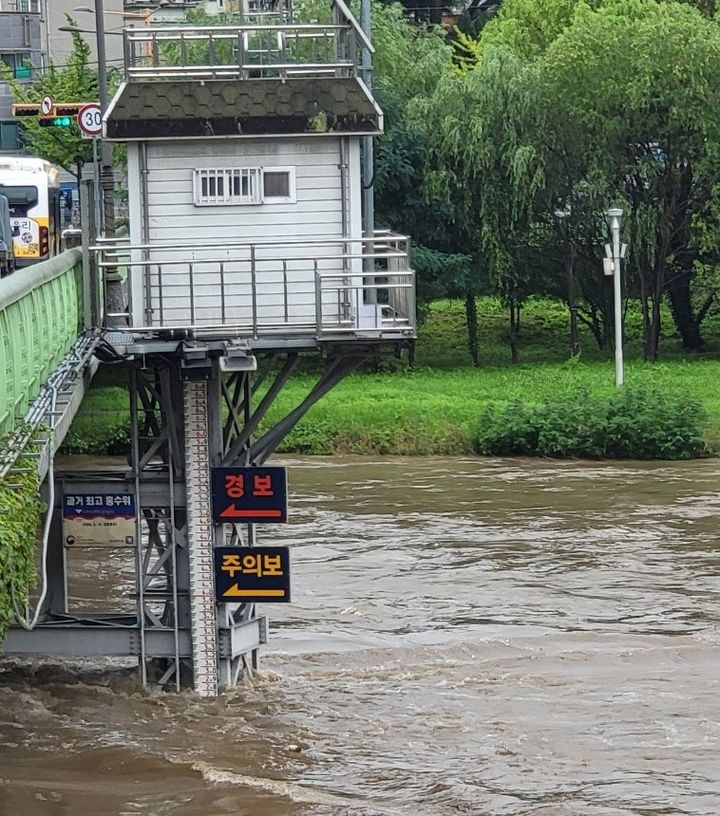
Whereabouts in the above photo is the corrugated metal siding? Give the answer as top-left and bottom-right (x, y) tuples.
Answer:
(126, 136), (363, 330)
(145, 138), (343, 244)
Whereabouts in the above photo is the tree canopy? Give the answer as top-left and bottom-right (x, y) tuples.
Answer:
(409, 0), (720, 361)
(3, 24), (98, 178)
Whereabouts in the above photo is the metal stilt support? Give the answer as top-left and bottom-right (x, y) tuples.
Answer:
(4, 350), (366, 695)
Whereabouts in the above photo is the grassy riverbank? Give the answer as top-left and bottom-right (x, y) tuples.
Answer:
(61, 296), (720, 458)
(62, 357), (720, 458)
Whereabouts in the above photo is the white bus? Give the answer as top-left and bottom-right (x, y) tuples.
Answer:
(0, 156), (62, 268)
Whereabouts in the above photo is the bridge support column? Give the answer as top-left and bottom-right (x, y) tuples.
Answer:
(130, 359), (270, 694)
(4, 348), (367, 695)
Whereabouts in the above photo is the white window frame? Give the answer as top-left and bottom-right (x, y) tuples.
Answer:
(261, 166), (296, 204)
(193, 166), (296, 206)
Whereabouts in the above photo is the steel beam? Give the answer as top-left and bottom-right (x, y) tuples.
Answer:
(248, 355), (365, 464)
(4, 622), (192, 658)
(219, 617), (268, 660)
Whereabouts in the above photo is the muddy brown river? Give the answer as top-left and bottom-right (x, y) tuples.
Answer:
(1, 456), (719, 815)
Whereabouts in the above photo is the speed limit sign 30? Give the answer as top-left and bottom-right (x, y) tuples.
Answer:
(77, 103), (103, 138)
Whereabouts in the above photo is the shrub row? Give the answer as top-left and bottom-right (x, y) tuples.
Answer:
(476, 386), (709, 459)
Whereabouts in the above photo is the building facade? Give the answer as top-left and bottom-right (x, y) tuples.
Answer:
(0, 0), (44, 151)
(112, 67), (383, 329)
(45, 0), (125, 72)
(125, 1), (247, 22)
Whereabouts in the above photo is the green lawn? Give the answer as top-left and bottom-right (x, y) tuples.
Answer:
(61, 296), (720, 458)
(262, 360), (720, 455)
(63, 358), (720, 457)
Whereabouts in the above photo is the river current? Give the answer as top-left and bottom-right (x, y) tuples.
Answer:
(1, 456), (719, 815)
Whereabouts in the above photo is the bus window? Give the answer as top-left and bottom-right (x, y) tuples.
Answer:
(0, 185), (39, 216)
(0, 184), (42, 263)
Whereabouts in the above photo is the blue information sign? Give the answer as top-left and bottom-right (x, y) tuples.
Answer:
(62, 493), (136, 547)
(214, 546), (291, 603)
(211, 467), (287, 524)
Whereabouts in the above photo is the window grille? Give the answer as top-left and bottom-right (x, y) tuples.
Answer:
(193, 168), (261, 206)
(193, 167), (295, 206)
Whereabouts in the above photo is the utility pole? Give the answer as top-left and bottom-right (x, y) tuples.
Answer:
(94, 0), (124, 323)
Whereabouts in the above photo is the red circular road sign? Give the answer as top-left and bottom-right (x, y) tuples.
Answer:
(77, 103), (103, 137)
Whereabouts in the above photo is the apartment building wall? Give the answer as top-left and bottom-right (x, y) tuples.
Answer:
(45, 0), (125, 71)
(0, 3), (44, 149)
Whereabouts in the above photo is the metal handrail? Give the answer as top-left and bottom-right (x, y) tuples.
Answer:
(90, 232), (411, 253)
(121, 0), (373, 80)
(124, 24), (352, 37)
(91, 232), (415, 341)
(96, 251), (409, 270)
(126, 62), (354, 79)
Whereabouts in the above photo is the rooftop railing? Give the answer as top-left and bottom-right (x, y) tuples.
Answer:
(92, 232), (416, 343)
(122, 0), (373, 81)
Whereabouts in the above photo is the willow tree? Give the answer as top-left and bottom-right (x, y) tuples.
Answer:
(537, 0), (720, 359)
(410, 45), (545, 362)
(475, 0), (599, 60)
(370, 1), (476, 342)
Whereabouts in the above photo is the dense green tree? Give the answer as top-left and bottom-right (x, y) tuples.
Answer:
(417, 0), (720, 361)
(369, 2), (486, 357)
(537, 0), (720, 358)
(3, 23), (98, 178)
(410, 45), (549, 361)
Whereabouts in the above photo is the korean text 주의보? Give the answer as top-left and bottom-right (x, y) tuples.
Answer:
(221, 553), (284, 578)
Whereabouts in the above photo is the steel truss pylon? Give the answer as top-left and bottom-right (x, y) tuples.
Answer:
(129, 350), (365, 694)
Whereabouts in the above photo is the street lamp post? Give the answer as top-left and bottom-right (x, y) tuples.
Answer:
(74, 5), (153, 24)
(606, 207), (625, 387)
(94, 0), (127, 324)
(63, 5), (155, 326)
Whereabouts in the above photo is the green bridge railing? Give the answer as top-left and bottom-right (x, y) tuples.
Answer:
(0, 249), (84, 437)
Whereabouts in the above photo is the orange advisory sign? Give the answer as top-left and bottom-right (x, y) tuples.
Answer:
(211, 467), (287, 524)
(214, 547), (291, 603)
